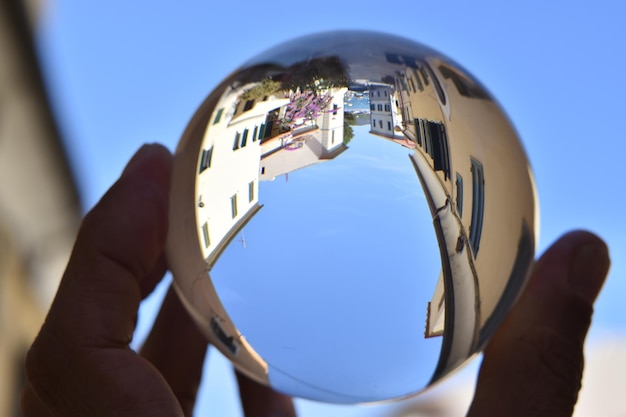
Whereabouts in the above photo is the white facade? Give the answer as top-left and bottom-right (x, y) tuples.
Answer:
(260, 87), (347, 181)
(319, 87), (347, 149)
(369, 83), (402, 138)
(195, 83), (289, 263)
(191, 83), (348, 381)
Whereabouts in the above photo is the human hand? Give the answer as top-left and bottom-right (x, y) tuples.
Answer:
(22, 144), (610, 417)
(467, 230), (610, 416)
(21, 144), (296, 417)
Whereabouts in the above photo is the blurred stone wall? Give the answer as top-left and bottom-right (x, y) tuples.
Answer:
(0, 0), (82, 415)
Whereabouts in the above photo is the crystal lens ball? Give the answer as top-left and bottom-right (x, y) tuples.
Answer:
(167, 30), (538, 403)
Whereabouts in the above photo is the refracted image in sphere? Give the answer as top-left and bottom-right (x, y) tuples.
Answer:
(167, 31), (537, 403)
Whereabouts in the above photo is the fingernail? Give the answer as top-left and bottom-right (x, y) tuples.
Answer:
(122, 143), (171, 179)
(569, 240), (610, 304)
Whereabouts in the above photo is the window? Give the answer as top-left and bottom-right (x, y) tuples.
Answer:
(199, 146), (213, 173)
(469, 158), (485, 256)
(399, 76), (408, 92)
(418, 66), (430, 86)
(210, 317), (238, 354)
(370, 103), (376, 111)
(379, 120), (383, 128)
(373, 118), (376, 127)
(439, 65), (489, 100)
(377, 104), (383, 111)
(384, 90), (388, 97)
(401, 55), (418, 69)
(201, 222), (210, 248)
(387, 121), (392, 131)
(213, 108), (224, 124)
(241, 129), (249, 147)
(414, 118), (423, 146)
(243, 100), (255, 111)
(414, 118), (449, 178)
(428, 121), (451, 180)
(258, 123), (266, 140)
(333, 104), (338, 115)
(231, 194), (238, 218)
(414, 70), (424, 91)
(384, 104), (391, 112)
(422, 119), (432, 154)
(233, 132), (240, 150)
(248, 181), (255, 202)
(252, 126), (258, 142)
(456, 173), (464, 217)
(377, 91), (381, 97)
(331, 130), (335, 145)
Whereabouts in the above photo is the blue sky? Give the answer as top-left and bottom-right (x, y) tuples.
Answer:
(210, 128), (442, 402)
(36, 0), (626, 415)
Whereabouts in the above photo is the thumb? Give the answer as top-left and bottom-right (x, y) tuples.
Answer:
(467, 231), (610, 417)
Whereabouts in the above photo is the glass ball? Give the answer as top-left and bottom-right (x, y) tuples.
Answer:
(167, 30), (538, 403)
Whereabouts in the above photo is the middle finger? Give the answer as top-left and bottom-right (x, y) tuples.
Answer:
(140, 286), (209, 416)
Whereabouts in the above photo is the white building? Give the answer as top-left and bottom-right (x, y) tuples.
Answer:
(191, 83), (354, 387)
(259, 87), (348, 181)
(195, 83), (289, 266)
(369, 83), (403, 139)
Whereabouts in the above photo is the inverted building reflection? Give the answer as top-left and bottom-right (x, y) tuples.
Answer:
(174, 31), (537, 402)
(377, 53), (535, 380)
(192, 62), (352, 384)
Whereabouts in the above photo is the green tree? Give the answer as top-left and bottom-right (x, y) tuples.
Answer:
(280, 56), (350, 93)
(343, 112), (357, 145)
(241, 78), (282, 101)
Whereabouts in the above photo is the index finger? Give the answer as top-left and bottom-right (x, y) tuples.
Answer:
(24, 144), (182, 417)
(51, 143), (171, 346)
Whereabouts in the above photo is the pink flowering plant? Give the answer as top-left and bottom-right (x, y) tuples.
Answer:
(281, 90), (333, 129)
